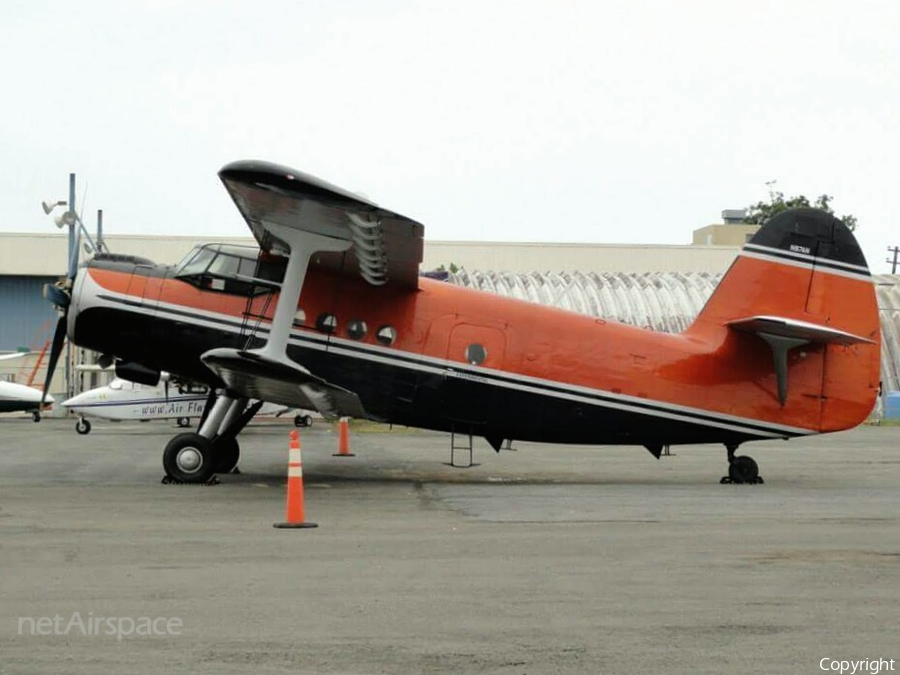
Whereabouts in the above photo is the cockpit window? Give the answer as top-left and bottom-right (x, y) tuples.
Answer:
(177, 247), (216, 276)
(174, 244), (286, 296)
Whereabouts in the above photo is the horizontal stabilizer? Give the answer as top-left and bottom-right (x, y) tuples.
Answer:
(727, 315), (875, 345)
(728, 316), (875, 406)
(201, 348), (367, 420)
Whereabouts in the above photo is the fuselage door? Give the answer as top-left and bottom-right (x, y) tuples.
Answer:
(436, 322), (507, 426)
(445, 323), (506, 370)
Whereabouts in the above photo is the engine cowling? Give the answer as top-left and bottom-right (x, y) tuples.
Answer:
(114, 362), (161, 387)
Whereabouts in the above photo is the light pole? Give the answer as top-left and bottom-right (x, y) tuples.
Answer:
(887, 246), (900, 274)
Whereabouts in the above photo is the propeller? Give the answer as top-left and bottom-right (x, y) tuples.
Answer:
(40, 274), (75, 408)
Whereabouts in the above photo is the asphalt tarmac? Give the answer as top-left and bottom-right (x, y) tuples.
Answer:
(1, 416), (898, 674)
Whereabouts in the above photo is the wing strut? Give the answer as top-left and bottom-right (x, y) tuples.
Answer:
(257, 225), (351, 360)
(200, 224), (368, 417)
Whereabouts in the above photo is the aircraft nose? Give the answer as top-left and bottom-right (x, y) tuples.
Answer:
(61, 391), (88, 408)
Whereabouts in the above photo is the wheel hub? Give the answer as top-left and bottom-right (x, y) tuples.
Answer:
(176, 447), (203, 474)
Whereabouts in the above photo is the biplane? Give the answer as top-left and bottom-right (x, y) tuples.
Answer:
(42, 161), (880, 484)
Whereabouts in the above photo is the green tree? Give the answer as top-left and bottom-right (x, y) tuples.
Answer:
(743, 180), (857, 231)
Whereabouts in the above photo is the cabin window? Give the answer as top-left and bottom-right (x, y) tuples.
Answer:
(465, 343), (487, 365)
(177, 382), (209, 395)
(376, 325), (397, 346)
(316, 313), (338, 334)
(293, 309), (306, 326)
(347, 320), (367, 340)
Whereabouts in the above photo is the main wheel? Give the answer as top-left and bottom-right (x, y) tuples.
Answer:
(163, 433), (215, 484)
(213, 436), (240, 474)
(294, 414), (313, 428)
(32, 411), (41, 423)
(728, 455), (759, 484)
(75, 418), (91, 435)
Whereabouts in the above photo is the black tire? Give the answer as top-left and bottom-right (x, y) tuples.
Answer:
(176, 417), (191, 428)
(294, 414), (312, 428)
(75, 418), (91, 435)
(32, 411), (41, 423)
(213, 436), (240, 474)
(728, 455), (759, 484)
(162, 433), (215, 484)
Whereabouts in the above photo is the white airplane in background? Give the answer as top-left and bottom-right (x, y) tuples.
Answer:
(62, 377), (313, 435)
(0, 353), (53, 421)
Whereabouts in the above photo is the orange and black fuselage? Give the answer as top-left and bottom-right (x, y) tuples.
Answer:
(69, 210), (880, 449)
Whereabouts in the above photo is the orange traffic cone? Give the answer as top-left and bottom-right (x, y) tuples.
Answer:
(274, 430), (317, 529)
(333, 417), (355, 457)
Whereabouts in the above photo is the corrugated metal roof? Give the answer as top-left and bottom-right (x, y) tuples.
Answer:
(451, 270), (900, 395)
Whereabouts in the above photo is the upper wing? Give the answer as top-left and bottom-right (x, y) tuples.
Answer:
(219, 160), (425, 289)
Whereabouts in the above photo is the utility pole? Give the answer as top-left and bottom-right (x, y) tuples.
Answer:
(887, 246), (900, 274)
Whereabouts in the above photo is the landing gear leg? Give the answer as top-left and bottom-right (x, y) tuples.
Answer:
(75, 417), (91, 435)
(720, 444), (764, 485)
(161, 391), (261, 483)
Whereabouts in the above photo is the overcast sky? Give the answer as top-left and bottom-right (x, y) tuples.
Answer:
(2, 0), (898, 270)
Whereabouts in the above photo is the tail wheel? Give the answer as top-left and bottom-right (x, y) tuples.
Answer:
(32, 411), (41, 423)
(75, 418), (91, 435)
(213, 437), (240, 474)
(176, 417), (191, 428)
(163, 433), (215, 484)
(294, 414), (312, 428)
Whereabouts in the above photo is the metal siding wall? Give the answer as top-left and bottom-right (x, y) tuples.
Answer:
(0, 276), (59, 351)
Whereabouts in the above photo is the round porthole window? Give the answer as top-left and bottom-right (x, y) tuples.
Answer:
(316, 313), (337, 334)
(347, 319), (367, 340)
(465, 343), (487, 365)
(376, 325), (397, 346)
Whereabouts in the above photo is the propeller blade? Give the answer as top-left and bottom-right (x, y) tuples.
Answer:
(41, 315), (68, 407)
